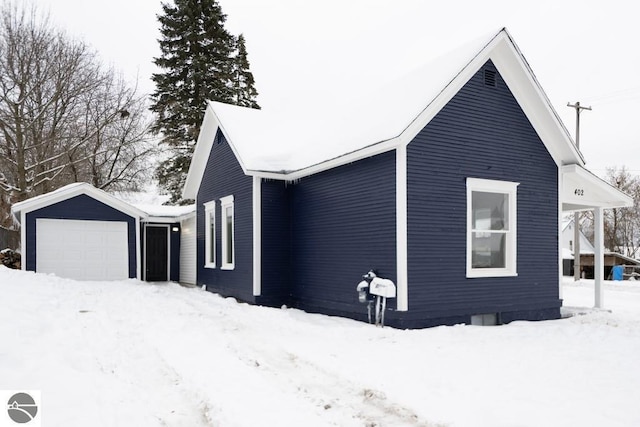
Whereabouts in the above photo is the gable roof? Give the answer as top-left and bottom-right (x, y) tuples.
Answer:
(11, 182), (149, 220)
(184, 28), (583, 199)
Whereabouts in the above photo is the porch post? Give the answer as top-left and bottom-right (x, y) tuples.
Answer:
(593, 207), (604, 308)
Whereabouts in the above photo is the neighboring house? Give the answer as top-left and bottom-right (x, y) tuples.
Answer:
(561, 217), (594, 276)
(182, 28), (632, 328)
(562, 218), (595, 255)
(580, 252), (640, 280)
(11, 183), (196, 284)
(561, 218), (640, 278)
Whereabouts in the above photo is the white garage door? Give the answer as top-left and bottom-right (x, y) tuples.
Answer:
(36, 218), (129, 281)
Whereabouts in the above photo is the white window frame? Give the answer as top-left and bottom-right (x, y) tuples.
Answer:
(466, 178), (519, 278)
(204, 200), (216, 268)
(220, 195), (235, 270)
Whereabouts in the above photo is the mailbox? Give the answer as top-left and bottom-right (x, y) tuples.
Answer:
(356, 270), (396, 327)
(368, 277), (396, 298)
(356, 280), (370, 303)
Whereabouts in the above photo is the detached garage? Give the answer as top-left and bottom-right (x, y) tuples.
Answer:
(12, 183), (146, 281)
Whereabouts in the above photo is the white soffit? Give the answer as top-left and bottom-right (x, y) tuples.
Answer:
(562, 164), (633, 211)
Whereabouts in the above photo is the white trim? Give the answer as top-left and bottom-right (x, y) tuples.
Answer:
(248, 138), (400, 182)
(183, 104), (223, 199)
(561, 164), (633, 210)
(558, 167), (563, 300)
(179, 215), (197, 285)
(466, 178), (519, 278)
(220, 195), (235, 270)
(252, 177), (262, 296)
(135, 219), (142, 280)
(182, 29), (587, 197)
(396, 145), (408, 311)
(220, 195), (235, 205)
(204, 200), (216, 269)
(142, 224), (170, 281)
(11, 182), (148, 219)
(143, 216), (184, 224)
(20, 211), (26, 271)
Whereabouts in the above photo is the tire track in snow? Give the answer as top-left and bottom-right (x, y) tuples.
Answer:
(147, 286), (444, 426)
(69, 286), (216, 427)
(199, 311), (439, 425)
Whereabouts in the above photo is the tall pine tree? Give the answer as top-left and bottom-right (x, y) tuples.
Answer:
(232, 34), (260, 109)
(150, 0), (259, 204)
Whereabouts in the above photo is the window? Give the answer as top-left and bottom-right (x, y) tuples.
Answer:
(220, 195), (234, 270)
(204, 201), (216, 268)
(466, 178), (519, 278)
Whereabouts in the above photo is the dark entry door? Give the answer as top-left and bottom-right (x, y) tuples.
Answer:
(146, 226), (168, 281)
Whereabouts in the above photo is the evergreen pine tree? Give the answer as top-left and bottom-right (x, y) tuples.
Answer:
(150, 0), (238, 204)
(232, 34), (260, 109)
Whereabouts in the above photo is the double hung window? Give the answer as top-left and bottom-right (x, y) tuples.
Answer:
(204, 201), (216, 268)
(220, 195), (235, 270)
(466, 178), (519, 278)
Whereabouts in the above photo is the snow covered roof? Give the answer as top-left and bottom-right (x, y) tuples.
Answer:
(184, 28), (584, 198)
(11, 183), (196, 224)
(562, 248), (574, 260)
(134, 204), (195, 223)
(11, 182), (148, 220)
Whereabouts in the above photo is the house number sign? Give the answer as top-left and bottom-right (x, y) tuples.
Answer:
(574, 188), (584, 196)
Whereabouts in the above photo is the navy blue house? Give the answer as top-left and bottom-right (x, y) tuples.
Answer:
(183, 29), (629, 328)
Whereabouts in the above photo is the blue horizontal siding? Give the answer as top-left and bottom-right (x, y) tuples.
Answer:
(25, 194), (137, 278)
(259, 179), (292, 306)
(290, 150), (396, 319)
(403, 60), (560, 327)
(196, 130), (254, 302)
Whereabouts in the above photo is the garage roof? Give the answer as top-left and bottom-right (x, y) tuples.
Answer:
(11, 183), (148, 220)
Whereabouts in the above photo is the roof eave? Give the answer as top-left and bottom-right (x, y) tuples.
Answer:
(562, 164), (634, 210)
(11, 183), (148, 221)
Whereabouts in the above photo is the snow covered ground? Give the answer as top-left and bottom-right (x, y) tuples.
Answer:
(1, 268), (639, 427)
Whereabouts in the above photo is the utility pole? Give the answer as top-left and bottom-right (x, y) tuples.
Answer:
(567, 101), (592, 281)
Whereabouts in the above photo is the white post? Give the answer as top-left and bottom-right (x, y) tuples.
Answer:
(252, 176), (262, 296)
(558, 168), (563, 300)
(396, 145), (408, 311)
(594, 207), (604, 308)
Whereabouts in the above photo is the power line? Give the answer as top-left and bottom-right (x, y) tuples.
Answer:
(583, 86), (640, 105)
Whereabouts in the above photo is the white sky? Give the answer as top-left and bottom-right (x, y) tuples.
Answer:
(35, 0), (640, 177)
